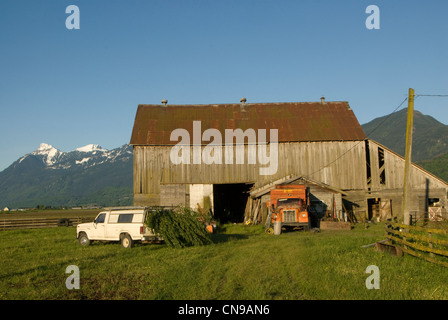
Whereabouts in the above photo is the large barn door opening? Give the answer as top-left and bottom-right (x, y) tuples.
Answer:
(213, 183), (253, 223)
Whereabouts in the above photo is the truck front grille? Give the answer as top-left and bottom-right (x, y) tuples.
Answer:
(283, 210), (296, 223)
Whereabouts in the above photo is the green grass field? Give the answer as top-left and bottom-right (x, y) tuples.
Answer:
(1, 222), (448, 300)
(0, 209), (100, 219)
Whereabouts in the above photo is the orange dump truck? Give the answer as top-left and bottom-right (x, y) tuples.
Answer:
(266, 185), (310, 233)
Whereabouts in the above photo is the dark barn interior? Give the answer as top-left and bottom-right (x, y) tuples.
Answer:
(213, 183), (253, 223)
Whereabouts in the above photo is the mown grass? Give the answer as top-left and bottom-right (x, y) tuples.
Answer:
(1, 223), (448, 300)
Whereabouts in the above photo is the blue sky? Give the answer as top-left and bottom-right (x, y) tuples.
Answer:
(0, 0), (447, 171)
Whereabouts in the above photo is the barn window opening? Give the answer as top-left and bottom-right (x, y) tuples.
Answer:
(365, 140), (372, 187)
(378, 147), (386, 185)
(428, 198), (440, 206)
(213, 183), (253, 223)
(367, 198), (380, 220)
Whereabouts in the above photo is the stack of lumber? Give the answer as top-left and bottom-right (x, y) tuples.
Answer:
(244, 198), (262, 224)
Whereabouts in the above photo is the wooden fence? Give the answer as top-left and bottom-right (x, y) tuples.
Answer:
(385, 222), (448, 267)
(0, 217), (93, 231)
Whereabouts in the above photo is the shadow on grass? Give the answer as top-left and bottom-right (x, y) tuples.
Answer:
(208, 223), (264, 243)
(210, 233), (249, 244)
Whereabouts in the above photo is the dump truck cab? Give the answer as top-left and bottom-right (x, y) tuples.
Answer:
(267, 185), (310, 233)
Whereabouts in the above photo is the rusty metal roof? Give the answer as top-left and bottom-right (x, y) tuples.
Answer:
(130, 101), (366, 145)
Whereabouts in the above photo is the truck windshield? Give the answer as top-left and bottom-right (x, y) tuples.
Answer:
(95, 213), (106, 224)
(278, 198), (304, 209)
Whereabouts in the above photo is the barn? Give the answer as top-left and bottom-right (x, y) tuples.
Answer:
(129, 98), (448, 225)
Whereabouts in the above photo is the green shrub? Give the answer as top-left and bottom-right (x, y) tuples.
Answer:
(144, 207), (212, 248)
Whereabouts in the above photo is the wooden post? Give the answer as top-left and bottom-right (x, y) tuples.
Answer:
(429, 232), (434, 258)
(403, 88), (415, 225)
(253, 199), (260, 224)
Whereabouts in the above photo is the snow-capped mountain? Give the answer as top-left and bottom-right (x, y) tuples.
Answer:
(17, 143), (132, 170)
(75, 144), (107, 153)
(0, 144), (133, 208)
(30, 143), (62, 166)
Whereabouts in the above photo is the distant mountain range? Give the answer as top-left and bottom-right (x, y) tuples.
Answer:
(1, 108), (447, 209)
(0, 143), (133, 209)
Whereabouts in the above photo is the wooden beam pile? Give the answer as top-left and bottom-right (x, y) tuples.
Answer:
(244, 197), (262, 224)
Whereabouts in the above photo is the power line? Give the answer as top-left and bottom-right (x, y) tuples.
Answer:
(306, 97), (409, 178)
(364, 97), (408, 137)
(304, 92), (447, 178)
(415, 94), (448, 101)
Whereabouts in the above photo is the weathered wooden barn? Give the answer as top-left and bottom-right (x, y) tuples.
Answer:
(130, 99), (448, 225)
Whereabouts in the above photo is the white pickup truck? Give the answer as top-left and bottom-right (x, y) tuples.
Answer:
(76, 207), (162, 248)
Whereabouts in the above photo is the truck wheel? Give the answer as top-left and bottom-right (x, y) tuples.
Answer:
(78, 232), (90, 246)
(121, 234), (134, 248)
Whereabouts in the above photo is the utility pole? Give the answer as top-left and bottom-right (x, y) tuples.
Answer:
(403, 88), (415, 225)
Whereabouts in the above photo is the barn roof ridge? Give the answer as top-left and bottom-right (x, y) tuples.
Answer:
(137, 101), (351, 107)
(130, 100), (366, 145)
